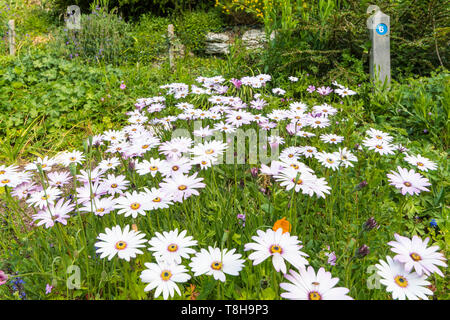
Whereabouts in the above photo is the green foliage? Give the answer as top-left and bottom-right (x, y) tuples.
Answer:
(127, 13), (170, 65)
(50, 6), (133, 66)
(173, 9), (225, 54)
(364, 69), (449, 150)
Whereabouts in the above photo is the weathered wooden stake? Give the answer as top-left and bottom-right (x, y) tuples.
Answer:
(168, 24), (175, 69)
(367, 5), (391, 87)
(8, 20), (16, 56)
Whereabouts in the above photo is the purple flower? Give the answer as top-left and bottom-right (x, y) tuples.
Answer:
(326, 251), (337, 265)
(317, 86), (333, 96)
(230, 78), (242, 89)
(120, 82), (126, 90)
(45, 284), (53, 294)
(250, 167), (258, 178)
(0, 270), (8, 285)
(237, 214), (246, 227)
(306, 85), (315, 93)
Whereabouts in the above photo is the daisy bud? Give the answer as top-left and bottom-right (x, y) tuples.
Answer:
(357, 180), (368, 190)
(357, 245), (370, 258)
(363, 217), (378, 231)
(250, 167), (258, 178)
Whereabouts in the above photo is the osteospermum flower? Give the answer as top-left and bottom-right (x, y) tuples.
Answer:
(101, 174), (130, 196)
(142, 187), (174, 210)
(363, 138), (395, 156)
(47, 171), (72, 188)
(159, 172), (206, 203)
(320, 134), (344, 144)
(244, 228), (309, 274)
(388, 234), (447, 277)
(114, 191), (150, 218)
(315, 152), (340, 171)
(32, 198), (75, 228)
(404, 154), (437, 172)
(12, 182), (37, 199)
(57, 150), (85, 167)
(79, 196), (115, 216)
(148, 229), (197, 264)
(334, 147), (358, 168)
(140, 261), (191, 300)
(376, 256), (433, 300)
(135, 158), (165, 177)
(27, 186), (62, 209)
(386, 166), (431, 196)
(189, 247), (245, 282)
(280, 267), (353, 300)
(95, 225), (147, 261)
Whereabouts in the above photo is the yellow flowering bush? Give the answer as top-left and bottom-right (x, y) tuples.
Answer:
(215, 0), (275, 23)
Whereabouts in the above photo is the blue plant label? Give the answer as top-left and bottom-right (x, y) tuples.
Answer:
(376, 23), (388, 35)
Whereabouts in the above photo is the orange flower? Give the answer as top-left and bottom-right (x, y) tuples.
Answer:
(273, 217), (291, 234)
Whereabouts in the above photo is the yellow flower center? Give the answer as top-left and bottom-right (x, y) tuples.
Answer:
(211, 261), (223, 270)
(130, 202), (141, 210)
(375, 145), (383, 149)
(115, 241), (127, 250)
(315, 120), (321, 124)
(150, 166), (158, 171)
(178, 185), (187, 191)
(41, 195), (49, 200)
(41, 164), (47, 168)
(394, 275), (408, 288)
(96, 208), (105, 213)
(403, 181), (412, 187)
(290, 164), (299, 169)
(111, 183), (118, 188)
(308, 291), (322, 300)
(205, 149), (214, 155)
(326, 158), (334, 164)
(1, 179), (10, 184)
(288, 154), (294, 158)
(410, 252), (422, 261)
(0, 170), (5, 174)
(270, 245), (283, 254)
(236, 116), (242, 120)
(417, 162), (424, 167)
(160, 270), (172, 281)
(376, 135), (383, 140)
(69, 157), (76, 161)
(167, 244), (178, 252)
(172, 165), (179, 171)
(331, 138), (336, 142)
(152, 197), (161, 203)
(141, 145), (149, 149)
(201, 161), (208, 165)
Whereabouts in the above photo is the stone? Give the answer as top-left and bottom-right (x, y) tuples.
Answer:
(205, 32), (230, 55)
(242, 29), (274, 50)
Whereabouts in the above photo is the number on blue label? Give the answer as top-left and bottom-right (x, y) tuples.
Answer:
(376, 23), (388, 35)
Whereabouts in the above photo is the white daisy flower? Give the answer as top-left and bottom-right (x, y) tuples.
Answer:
(135, 158), (165, 177)
(159, 172), (206, 203)
(404, 154), (437, 172)
(95, 225), (147, 261)
(376, 256), (433, 300)
(148, 229), (197, 264)
(189, 247), (245, 282)
(320, 134), (344, 144)
(244, 228), (309, 274)
(388, 233), (447, 277)
(26, 186), (62, 209)
(280, 267), (353, 300)
(140, 261), (191, 300)
(114, 191), (150, 218)
(386, 166), (431, 196)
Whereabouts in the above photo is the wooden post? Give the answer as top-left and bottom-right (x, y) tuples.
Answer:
(168, 24), (175, 69)
(8, 20), (15, 56)
(367, 5), (391, 88)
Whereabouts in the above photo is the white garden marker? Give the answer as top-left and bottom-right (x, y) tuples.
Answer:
(8, 20), (15, 56)
(367, 5), (390, 87)
(66, 5), (81, 30)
